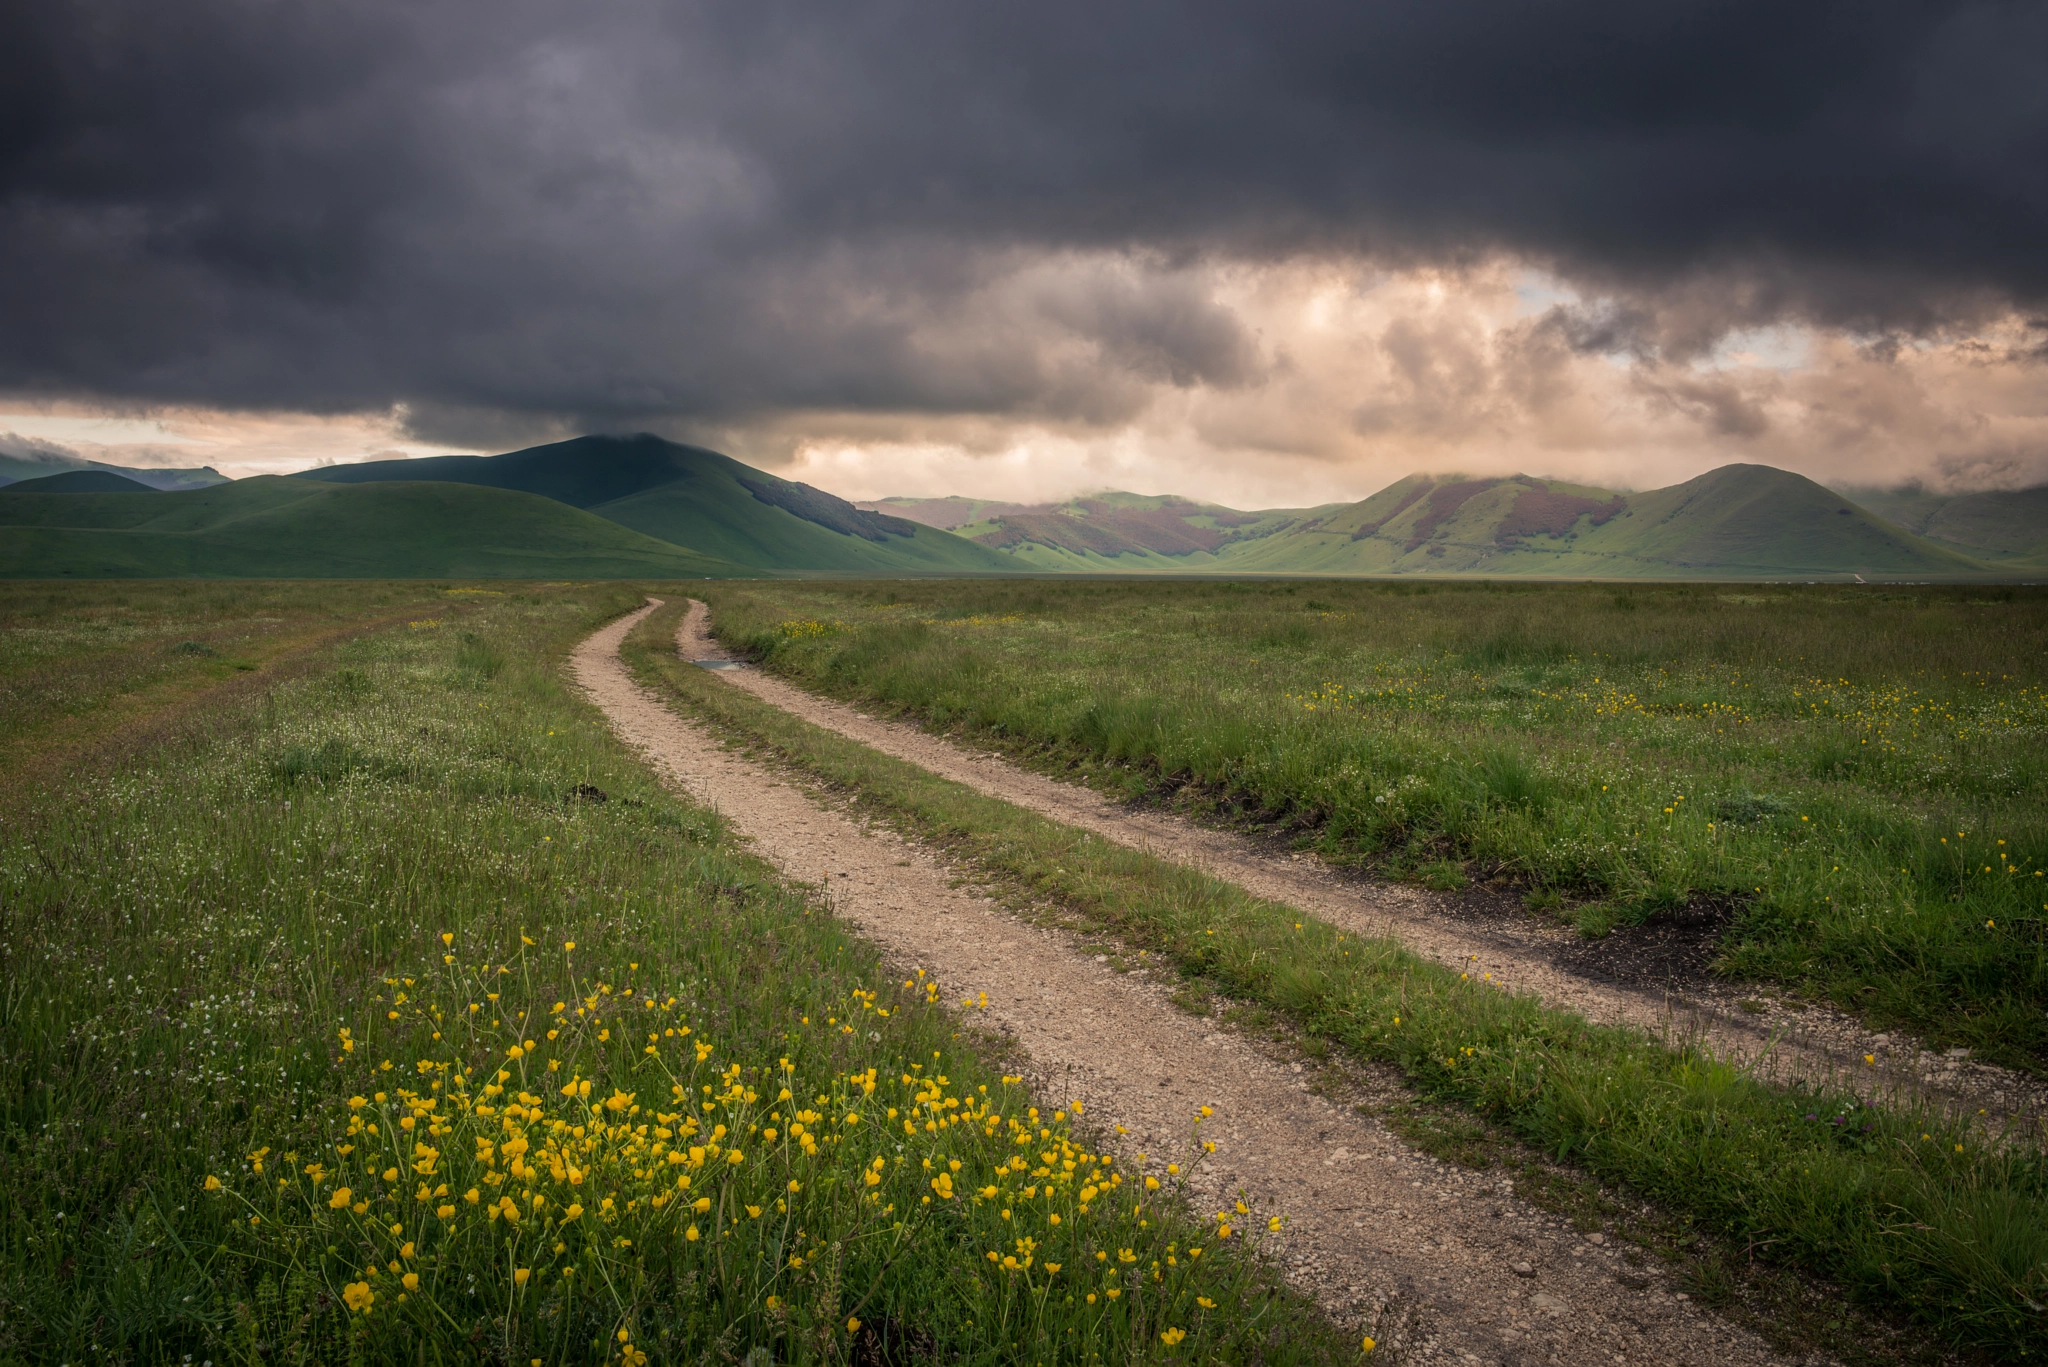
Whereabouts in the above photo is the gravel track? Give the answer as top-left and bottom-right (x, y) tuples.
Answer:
(574, 600), (1810, 1367)
(678, 601), (2045, 1132)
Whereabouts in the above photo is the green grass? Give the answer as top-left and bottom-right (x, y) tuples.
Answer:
(0, 476), (747, 579)
(0, 584), (1351, 1364)
(0, 579), (464, 789)
(624, 598), (2048, 1360)
(700, 578), (2048, 1070)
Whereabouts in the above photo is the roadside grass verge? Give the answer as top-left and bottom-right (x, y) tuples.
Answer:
(0, 584), (1348, 1365)
(626, 599), (2048, 1361)
(697, 579), (2048, 1070)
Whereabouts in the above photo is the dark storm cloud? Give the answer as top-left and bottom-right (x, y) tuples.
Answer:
(1, 0), (2042, 433)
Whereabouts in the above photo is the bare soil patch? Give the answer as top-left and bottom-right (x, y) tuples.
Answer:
(1420, 882), (1735, 992)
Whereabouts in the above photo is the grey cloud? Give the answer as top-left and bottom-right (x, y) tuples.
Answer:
(0, 0), (2043, 440)
(1351, 314), (1499, 442)
(1636, 374), (1774, 440)
(0, 431), (82, 463)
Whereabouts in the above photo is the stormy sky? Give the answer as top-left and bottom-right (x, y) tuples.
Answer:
(3, 0), (2044, 505)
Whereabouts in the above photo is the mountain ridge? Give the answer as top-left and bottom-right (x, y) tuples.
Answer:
(872, 465), (2006, 579)
(0, 452), (229, 491)
(1839, 482), (2048, 567)
(2, 438), (2028, 580)
(299, 434), (1012, 575)
(1, 469), (163, 494)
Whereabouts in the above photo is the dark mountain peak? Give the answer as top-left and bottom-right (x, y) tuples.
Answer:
(288, 430), (1005, 571)
(1684, 463), (1828, 493)
(1670, 463), (1865, 517)
(297, 431), (735, 510)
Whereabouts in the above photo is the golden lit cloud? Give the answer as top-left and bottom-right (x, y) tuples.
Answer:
(11, 257), (2044, 508)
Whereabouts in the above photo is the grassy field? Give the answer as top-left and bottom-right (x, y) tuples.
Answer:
(0, 583), (1350, 1364)
(0, 580), (463, 798)
(628, 599), (2048, 1360)
(702, 579), (2048, 1070)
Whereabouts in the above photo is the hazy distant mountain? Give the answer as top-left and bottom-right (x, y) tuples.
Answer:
(863, 495), (1050, 530)
(1840, 483), (2048, 568)
(1228, 465), (1982, 578)
(6, 442), (2015, 581)
(867, 491), (1320, 571)
(2, 469), (162, 494)
(876, 465), (1999, 579)
(0, 453), (228, 491)
(300, 434), (1013, 575)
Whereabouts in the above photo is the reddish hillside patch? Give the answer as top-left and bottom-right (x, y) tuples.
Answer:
(1350, 484), (1431, 540)
(863, 499), (1042, 530)
(1402, 479), (1507, 552)
(1097, 506), (1230, 554)
(974, 504), (1232, 557)
(1495, 489), (1627, 546)
(973, 514), (1149, 556)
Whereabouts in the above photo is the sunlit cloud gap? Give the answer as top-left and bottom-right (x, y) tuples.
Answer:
(8, 260), (2042, 506)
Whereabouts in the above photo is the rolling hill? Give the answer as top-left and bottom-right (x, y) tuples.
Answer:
(0, 476), (744, 579)
(863, 495), (1049, 529)
(3, 434), (2016, 581)
(298, 434), (1014, 575)
(874, 465), (1999, 579)
(4, 469), (162, 494)
(1842, 483), (2048, 568)
(0, 453), (229, 491)
(871, 491), (1323, 572)
(1229, 465), (1990, 578)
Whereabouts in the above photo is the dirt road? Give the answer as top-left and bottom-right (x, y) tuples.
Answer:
(677, 601), (2041, 1130)
(574, 600), (1809, 1366)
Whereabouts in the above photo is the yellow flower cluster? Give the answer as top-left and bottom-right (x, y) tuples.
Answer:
(774, 618), (842, 641)
(203, 945), (1271, 1354)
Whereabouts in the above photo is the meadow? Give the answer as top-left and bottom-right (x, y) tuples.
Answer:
(702, 579), (2048, 1070)
(0, 580), (453, 797)
(630, 595), (2048, 1360)
(0, 583), (1349, 1364)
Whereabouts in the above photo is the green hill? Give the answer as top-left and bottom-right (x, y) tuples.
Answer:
(0, 477), (745, 579)
(3, 469), (162, 494)
(1843, 483), (2048, 567)
(864, 495), (1046, 529)
(297, 434), (1014, 575)
(885, 465), (1994, 579)
(0, 454), (228, 491)
(1567, 465), (1987, 576)
(1212, 466), (1987, 578)
(872, 490), (1324, 572)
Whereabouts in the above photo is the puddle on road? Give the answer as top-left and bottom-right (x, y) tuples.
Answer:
(692, 659), (747, 671)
